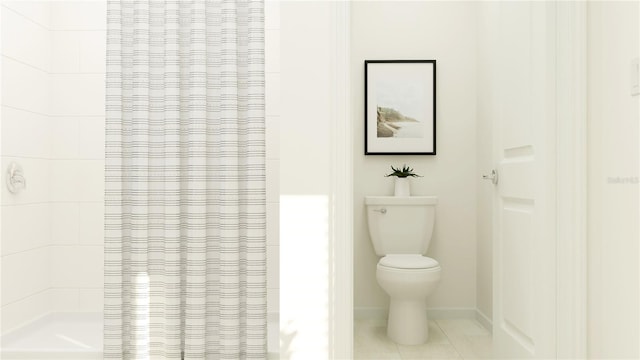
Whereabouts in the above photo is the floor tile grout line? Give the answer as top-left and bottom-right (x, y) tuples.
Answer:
(434, 319), (465, 359)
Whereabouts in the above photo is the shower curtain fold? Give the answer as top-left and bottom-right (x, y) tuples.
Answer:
(104, 1), (266, 359)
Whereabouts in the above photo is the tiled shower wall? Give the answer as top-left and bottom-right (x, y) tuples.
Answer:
(1, 1), (279, 332)
(47, 1), (106, 314)
(1, 1), (106, 332)
(1, 0), (54, 333)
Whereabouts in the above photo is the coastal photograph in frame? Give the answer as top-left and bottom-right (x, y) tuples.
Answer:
(365, 60), (436, 155)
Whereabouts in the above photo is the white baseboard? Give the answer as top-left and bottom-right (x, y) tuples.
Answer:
(354, 307), (477, 321)
(355, 307), (493, 332)
(475, 309), (492, 332)
(428, 308), (478, 319)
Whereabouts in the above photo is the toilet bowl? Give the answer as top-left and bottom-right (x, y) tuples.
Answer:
(376, 254), (442, 345)
(365, 196), (441, 345)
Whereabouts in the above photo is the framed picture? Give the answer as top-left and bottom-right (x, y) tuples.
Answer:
(365, 60), (436, 155)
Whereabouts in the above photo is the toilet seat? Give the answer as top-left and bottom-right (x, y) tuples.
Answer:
(378, 254), (439, 269)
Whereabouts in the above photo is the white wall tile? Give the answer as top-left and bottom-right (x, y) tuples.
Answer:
(1, 203), (50, 255)
(1, 247), (50, 306)
(79, 31), (106, 73)
(266, 116), (280, 160)
(266, 159), (279, 204)
(267, 245), (279, 289)
(1, 106), (50, 159)
(2, 2), (51, 29)
(50, 74), (105, 116)
(77, 160), (105, 202)
(50, 1), (107, 31)
(46, 0), (107, 306)
(49, 159), (103, 202)
(51, 31), (81, 73)
(265, 73), (280, 117)
(1, 289), (50, 334)
(1, 157), (50, 206)
(51, 202), (80, 245)
(50, 246), (104, 288)
(1, 0), (276, 322)
(50, 288), (80, 312)
(267, 202), (279, 246)
(1, 6), (50, 72)
(48, 159), (77, 202)
(2, 57), (49, 114)
(78, 202), (104, 245)
(78, 117), (105, 159)
(1, 1), (107, 327)
(79, 288), (103, 312)
(51, 117), (80, 159)
(265, 29), (280, 74)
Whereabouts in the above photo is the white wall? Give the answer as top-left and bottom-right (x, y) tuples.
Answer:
(587, 2), (639, 358)
(0, 1), (106, 333)
(351, 1), (478, 314)
(279, 1), (336, 357)
(474, 1), (498, 324)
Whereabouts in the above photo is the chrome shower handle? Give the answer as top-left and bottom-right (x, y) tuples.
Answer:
(7, 162), (26, 194)
(11, 173), (25, 185)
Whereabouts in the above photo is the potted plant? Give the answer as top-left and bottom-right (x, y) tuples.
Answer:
(385, 165), (422, 196)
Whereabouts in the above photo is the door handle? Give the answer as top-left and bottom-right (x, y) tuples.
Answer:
(482, 169), (498, 185)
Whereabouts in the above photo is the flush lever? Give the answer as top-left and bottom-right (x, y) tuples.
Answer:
(373, 208), (387, 214)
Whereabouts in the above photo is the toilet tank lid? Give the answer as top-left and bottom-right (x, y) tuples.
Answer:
(379, 255), (440, 269)
(365, 196), (438, 205)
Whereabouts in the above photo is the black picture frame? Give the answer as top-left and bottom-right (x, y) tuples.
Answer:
(365, 60), (436, 155)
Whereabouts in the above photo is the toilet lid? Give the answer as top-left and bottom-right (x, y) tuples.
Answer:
(379, 254), (440, 269)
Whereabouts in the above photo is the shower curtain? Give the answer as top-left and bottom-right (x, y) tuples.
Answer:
(104, 1), (266, 359)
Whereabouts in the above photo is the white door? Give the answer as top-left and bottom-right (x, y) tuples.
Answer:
(492, 2), (557, 358)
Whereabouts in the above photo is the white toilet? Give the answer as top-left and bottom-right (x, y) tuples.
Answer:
(365, 196), (442, 345)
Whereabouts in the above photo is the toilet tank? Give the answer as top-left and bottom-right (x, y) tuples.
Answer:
(365, 196), (438, 256)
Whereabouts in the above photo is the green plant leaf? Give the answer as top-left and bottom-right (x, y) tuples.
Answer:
(384, 164), (422, 178)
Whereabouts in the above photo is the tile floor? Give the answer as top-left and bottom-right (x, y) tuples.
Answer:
(354, 318), (493, 360)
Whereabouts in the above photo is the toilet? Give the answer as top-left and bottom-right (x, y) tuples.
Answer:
(365, 196), (442, 345)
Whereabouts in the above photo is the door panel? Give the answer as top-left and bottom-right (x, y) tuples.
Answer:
(501, 200), (534, 352)
(493, 1), (557, 358)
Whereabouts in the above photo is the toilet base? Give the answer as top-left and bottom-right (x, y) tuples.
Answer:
(387, 299), (429, 345)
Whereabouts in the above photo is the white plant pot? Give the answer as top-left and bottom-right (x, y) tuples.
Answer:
(394, 177), (411, 196)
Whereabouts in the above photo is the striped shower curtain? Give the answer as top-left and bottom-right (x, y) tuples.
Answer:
(104, 1), (266, 359)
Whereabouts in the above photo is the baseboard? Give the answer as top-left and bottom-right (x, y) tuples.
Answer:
(428, 308), (478, 319)
(355, 307), (477, 321)
(475, 308), (493, 332)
